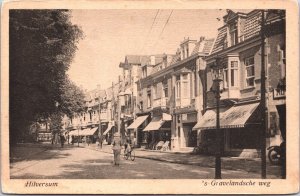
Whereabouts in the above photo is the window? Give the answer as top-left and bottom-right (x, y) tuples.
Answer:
(182, 74), (189, 98)
(194, 71), (197, 97)
(139, 101), (143, 111)
(163, 83), (168, 97)
(229, 23), (238, 46)
(153, 84), (158, 99)
(186, 47), (189, 57)
(142, 66), (147, 78)
(244, 57), (255, 87)
(223, 68), (228, 88)
(176, 75), (181, 98)
(147, 89), (151, 108)
(230, 61), (238, 87)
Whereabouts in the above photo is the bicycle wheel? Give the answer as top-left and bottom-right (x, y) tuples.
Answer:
(130, 150), (135, 161)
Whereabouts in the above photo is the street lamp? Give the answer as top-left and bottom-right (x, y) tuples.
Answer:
(98, 96), (103, 149)
(211, 57), (224, 179)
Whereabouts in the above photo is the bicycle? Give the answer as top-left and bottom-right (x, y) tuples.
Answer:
(124, 145), (135, 161)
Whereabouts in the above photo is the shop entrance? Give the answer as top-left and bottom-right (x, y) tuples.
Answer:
(182, 123), (197, 147)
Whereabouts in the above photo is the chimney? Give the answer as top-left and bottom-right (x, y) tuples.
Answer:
(97, 84), (101, 90)
(200, 36), (205, 42)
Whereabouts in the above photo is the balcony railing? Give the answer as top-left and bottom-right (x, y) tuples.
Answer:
(153, 97), (168, 108)
(273, 88), (286, 99)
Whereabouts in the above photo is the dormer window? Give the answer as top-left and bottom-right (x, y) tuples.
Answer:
(229, 23), (238, 46)
(142, 66), (147, 78)
(186, 47), (189, 58)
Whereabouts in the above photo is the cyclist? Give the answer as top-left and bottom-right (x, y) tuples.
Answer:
(124, 135), (131, 155)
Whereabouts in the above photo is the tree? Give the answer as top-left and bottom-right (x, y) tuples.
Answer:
(60, 78), (86, 118)
(9, 10), (83, 145)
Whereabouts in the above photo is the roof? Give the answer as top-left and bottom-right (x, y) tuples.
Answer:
(191, 38), (215, 55)
(170, 53), (181, 64)
(211, 10), (262, 54)
(125, 55), (149, 65)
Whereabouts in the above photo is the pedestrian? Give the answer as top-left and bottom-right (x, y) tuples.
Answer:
(71, 136), (74, 145)
(112, 132), (122, 166)
(87, 136), (90, 146)
(99, 134), (103, 149)
(60, 133), (65, 148)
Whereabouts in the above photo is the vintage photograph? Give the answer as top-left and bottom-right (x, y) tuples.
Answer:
(1, 0), (299, 194)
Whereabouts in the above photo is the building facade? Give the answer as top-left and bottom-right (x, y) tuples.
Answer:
(194, 10), (286, 157)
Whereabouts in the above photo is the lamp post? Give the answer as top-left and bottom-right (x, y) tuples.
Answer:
(259, 9), (267, 179)
(211, 57), (224, 179)
(78, 119), (82, 147)
(77, 125), (80, 147)
(98, 96), (102, 148)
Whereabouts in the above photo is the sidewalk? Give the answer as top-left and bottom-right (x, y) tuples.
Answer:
(85, 143), (282, 178)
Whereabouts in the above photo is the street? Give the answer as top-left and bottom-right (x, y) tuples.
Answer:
(10, 144), (280, 179)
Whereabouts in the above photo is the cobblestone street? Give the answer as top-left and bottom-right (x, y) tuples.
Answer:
(10, 143), (281, 179)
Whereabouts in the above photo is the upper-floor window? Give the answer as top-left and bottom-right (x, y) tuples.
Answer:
(223, 67), (229, 88)
(153, 84), (158, 99)
(139, 101), (143, 111)
(163, 82), (168, 98)
(186, 47), (189, 58)
(182, 74), (189, 98)
(229, 23), (238, 46)
(142, 66), (147, 78)
(147, 88), (151, 108)
(230, 61), (239, 87)
(176, 75), (181, 98)
(244, 57), (255, 87)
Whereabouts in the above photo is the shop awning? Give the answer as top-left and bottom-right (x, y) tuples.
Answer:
(143, 117), (165, 131)
(68, 131), (77, 136)
(127, 115), (148, 129)
(103, 124), (114, 135)
(193, 102), (260, 130)
(84, 127), (98, 136)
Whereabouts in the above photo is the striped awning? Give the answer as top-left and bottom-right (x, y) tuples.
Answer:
(143, 117), (165, 131)
(103, 124), (114, 135)
(78, 128), (98, 136)
(127, 115), (148, 129)
(193, 102), (260, 130)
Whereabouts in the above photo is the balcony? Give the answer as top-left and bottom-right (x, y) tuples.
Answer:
(273, 88), (286, 99)
(153, 97), (169, 108)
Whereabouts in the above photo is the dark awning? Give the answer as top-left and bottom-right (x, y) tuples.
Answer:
(193, 102), (260, 130)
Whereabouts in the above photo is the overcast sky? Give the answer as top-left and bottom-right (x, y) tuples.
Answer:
(68, 9), (231, 91)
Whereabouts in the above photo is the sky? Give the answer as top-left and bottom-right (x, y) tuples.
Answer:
(68, 9), (231, 91)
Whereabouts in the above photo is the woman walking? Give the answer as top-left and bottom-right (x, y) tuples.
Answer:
(112, 132), (122, 166)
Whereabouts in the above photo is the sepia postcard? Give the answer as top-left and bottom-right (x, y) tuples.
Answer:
(1, 0), (299, 194)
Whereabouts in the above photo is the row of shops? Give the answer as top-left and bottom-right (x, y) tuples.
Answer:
(125, 99), (285, 157)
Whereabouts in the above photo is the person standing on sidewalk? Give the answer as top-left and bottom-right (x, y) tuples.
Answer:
(60, 133), (65, 148)
(112, 132), (122, 166)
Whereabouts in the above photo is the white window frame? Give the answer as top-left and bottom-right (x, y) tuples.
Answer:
(244, 56), (255, 88)
(176, 75), (181, 98)
(230, 61), (239, 87)
(229, 23), (238, 46)
(223, 68), (229, 89)
(181, 73), (189, 99)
